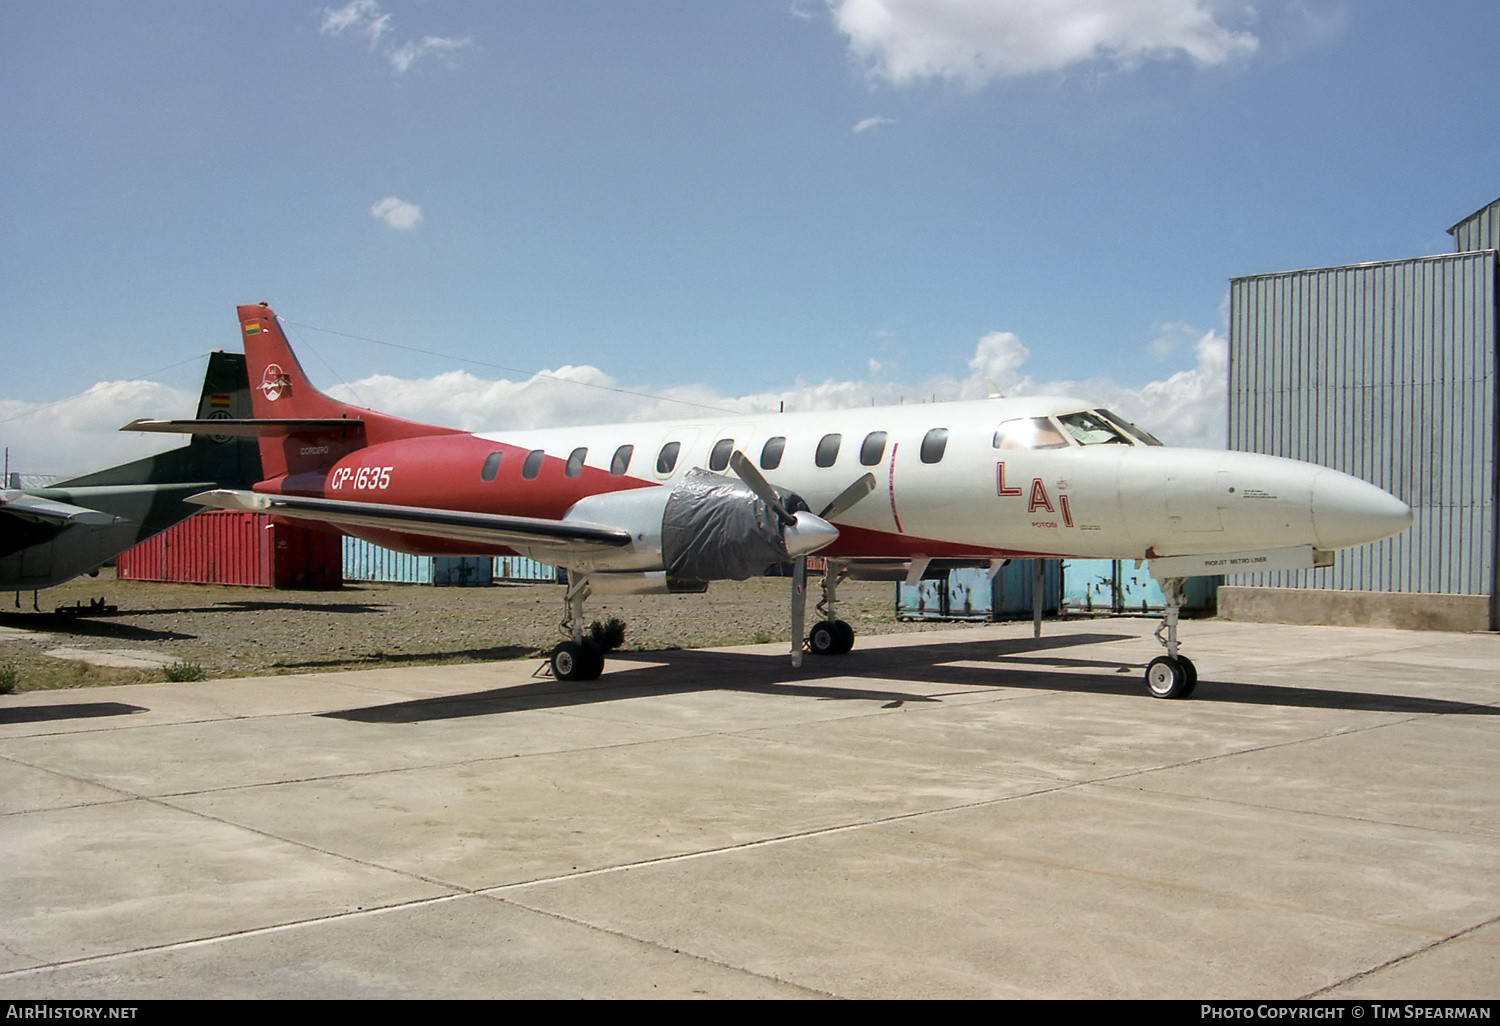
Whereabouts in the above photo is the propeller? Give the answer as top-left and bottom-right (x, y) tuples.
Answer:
(729, 452), (879, 668)
(728, 450), (797, 527)
(818, 473), (877, 520)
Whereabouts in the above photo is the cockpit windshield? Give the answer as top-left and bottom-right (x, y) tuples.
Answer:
(993, 417), (1070, 450)
(1056, 411), (1133, 446)
(1095, 408), (1165, 446)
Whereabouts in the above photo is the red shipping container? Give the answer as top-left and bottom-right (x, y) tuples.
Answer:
(117, 510), (342, 589)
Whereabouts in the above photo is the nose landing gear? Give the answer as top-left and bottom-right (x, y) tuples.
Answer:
(1146, 576), (1197, 698)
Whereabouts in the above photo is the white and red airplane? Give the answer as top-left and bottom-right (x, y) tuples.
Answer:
(128, 303), (1412, 698)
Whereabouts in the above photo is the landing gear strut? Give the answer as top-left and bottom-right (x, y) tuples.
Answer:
(808, 562), (855, 656)
(1145, 576), (1196, 698)
(550, 573), (604, 682)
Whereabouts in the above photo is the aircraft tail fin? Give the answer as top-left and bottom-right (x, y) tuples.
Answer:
(66, 351), (262, 490)
(237, 304), (459, 480)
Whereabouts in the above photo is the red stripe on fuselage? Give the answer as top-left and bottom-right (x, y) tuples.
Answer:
(257, 432), (656, 521)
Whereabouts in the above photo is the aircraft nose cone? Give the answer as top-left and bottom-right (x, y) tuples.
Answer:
(1311, 471), (1413, 549)
(784, 510), (840, 558)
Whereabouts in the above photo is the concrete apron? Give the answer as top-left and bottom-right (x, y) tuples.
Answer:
(1, 618), (1497, 999)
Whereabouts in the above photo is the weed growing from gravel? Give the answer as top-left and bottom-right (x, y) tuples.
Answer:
(163, 661), (207, 682)
(587, 618), (627, 651)
(0, 665), (17, 694)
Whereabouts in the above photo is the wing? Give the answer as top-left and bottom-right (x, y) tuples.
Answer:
(187, 489), (632, 553)
(0, 490), (127, 526)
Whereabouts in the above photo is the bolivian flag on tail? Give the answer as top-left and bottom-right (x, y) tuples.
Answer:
(244, 323), (262, 335)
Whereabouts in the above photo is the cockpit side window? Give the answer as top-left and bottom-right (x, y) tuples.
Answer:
(993, 417), (1069, 450)
(1057, 411), (1132, 446)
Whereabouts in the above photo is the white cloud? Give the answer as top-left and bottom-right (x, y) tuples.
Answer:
(328, 327), (1227, 449)
(852, 115), (895, 133)
(3, 328), (1230, 478)
(320, 1), (392, 48)
(319, 2), (472, 73)
(370, 196), (423, 230)
(0, 380), (195, 479)
(387, 35), (473, 73)
(830, 0), (1258, 86)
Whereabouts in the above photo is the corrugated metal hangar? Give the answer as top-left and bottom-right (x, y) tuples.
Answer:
(1219, 196), (1499, 632)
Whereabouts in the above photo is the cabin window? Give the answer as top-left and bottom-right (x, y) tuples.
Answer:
(993, 418), (1069, 451)
(521, 449), (545, 479)
(760, 436), (786, 470)
(815, 433), (841, 468)
(709, 438), (734, 472)
(611, 444), (634, 475)
(859, 431), (887, 466)
(657, 441), (681, 475)
(480, 451), (504, 481)
(1058, 411), (1131, 446)
(565, 447), (587, 478)
(920, 428), (949, 464)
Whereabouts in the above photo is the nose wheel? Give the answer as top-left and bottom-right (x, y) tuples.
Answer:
(1145, 654), (1197, 698)
(1145, 574), (1198, 699)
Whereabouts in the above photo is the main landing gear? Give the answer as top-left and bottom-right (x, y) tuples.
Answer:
(549, 573), (605, 682)
(807, 562), (855, 657)
(1145, 575), (1196, 699)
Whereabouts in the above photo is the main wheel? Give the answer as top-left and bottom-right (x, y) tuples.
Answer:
(1145, 655), (1192, 699)
(832, 619), (855, 655)
(808, 620), (840, 656)
(580, 640), (606, 680)
(551, 641), (604, 681)
(1177, 655), (1198, 698)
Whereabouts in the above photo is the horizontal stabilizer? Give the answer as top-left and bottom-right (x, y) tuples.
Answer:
(0, 491), (128, 526)
(122, 418), (365, 437)
(187, 489), (633, 552)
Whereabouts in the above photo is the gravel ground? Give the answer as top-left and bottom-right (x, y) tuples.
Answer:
(0, 570), (977, 691)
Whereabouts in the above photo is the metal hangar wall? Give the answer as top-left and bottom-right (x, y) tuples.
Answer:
(1221, 195), (1499, 632)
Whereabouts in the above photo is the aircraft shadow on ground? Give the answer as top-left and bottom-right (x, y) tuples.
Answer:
(321, 630), (1500, 723)
(274, 644), (536, 671)
(0, 611), (196, 643)
(0, 701), (148, 725)
(323, 632), (1122, 723)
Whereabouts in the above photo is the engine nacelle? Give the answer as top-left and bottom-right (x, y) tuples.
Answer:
(557, 469), (835, 581)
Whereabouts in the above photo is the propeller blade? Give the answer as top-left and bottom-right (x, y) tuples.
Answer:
(729, 450), (796, 527)
(790, 555), (807, 668)
(818, 472), (877, 520)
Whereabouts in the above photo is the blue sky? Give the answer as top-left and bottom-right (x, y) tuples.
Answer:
(3, 1), (1498, 475)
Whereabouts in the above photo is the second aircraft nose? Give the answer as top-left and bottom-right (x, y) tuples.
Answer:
(1311, 470), (1413, 550)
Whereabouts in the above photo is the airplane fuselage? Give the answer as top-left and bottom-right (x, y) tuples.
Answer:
(256, 395), (1411, 574)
